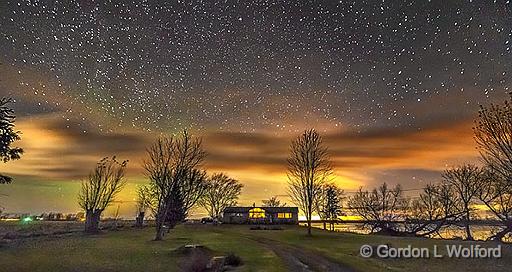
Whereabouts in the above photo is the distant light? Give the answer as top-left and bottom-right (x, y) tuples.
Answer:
(22, 217), (33, 223)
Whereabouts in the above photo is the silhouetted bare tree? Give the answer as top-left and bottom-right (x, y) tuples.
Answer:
(474, 95), (512, 184)
(473, 96), (512, 242)
(0, 98), (23, 184)
(135, 185), (151, 227)
(442, 164), (483, 240)
(198, 173), (243, 220)
(479, 169), (512, 242)
(348, 183), (408, 235)
(350, 182), (462, 237)
(405, 183), (462, 237)
(262, 196), (286, 207)
(287, 129), (332, 236)
(78, 157), (128, 233)
(143, 132), (206, 241)
(315, 183), (344, 231)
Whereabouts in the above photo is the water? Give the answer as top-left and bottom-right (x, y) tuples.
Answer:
(308, 223), (510, 241)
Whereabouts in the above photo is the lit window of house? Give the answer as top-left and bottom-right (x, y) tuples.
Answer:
(249, 208), (266, 218)
(277, 213), (292, 219)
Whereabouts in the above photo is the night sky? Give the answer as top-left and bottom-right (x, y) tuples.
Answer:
(0, 1), (511, 216)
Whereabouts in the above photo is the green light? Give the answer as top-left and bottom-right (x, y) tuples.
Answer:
(22, 217), (32, 223)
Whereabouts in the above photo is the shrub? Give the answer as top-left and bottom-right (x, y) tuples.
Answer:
(224, 252), (242, 266)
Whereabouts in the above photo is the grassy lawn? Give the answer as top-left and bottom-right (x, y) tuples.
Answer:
(1, 223), (511, 271)
(223, 225), (512, 272)
(0, 223), (286, 272)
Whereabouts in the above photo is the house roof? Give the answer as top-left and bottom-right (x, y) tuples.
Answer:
(223, 206), (298, 213)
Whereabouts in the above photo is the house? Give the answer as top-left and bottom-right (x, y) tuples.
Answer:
(222, 206), (299, 224)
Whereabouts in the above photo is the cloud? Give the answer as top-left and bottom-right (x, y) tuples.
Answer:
(5, 113), (152, 179)
(4, 109), (481, 194)
(198, 118), (481, 194)
(204, 119), (479, 174)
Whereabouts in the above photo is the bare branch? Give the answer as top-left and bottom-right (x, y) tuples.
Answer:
(287, 129), (332, 235)
(77, 156), (128, 233)
(198, 173), (243, 219)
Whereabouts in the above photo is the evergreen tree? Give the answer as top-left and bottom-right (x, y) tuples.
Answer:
(0, 98), (23, 184)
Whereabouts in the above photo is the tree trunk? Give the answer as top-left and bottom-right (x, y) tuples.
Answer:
(135, 212), (145, 228)
(155, 221), (165, 241)
(465, 210), (473, 241)
(154, 210), (167, 241)
(465, 223), (473, 240)
(490, 227), (511, 242)
(154, 202), (170, 241)
(84, 210), (101, 233)
(307, 213), (312, 236)
(489, 222), (512, 242)
(323, 221), (326, 230)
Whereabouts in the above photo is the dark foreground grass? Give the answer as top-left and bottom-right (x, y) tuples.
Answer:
(0, 224), (285, 272)
(224, 225), (512, 272)
(1, 223), (511, 271)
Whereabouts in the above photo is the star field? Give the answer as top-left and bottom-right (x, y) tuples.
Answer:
(1, 0), (511, 135)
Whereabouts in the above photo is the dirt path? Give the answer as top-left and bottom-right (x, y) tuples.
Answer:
(247, 236), (354, 272)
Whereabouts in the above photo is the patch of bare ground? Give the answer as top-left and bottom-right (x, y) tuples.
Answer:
(248, 236), (354, 272)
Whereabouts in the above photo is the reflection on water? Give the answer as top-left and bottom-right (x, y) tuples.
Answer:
(308, 223), (510, 241)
